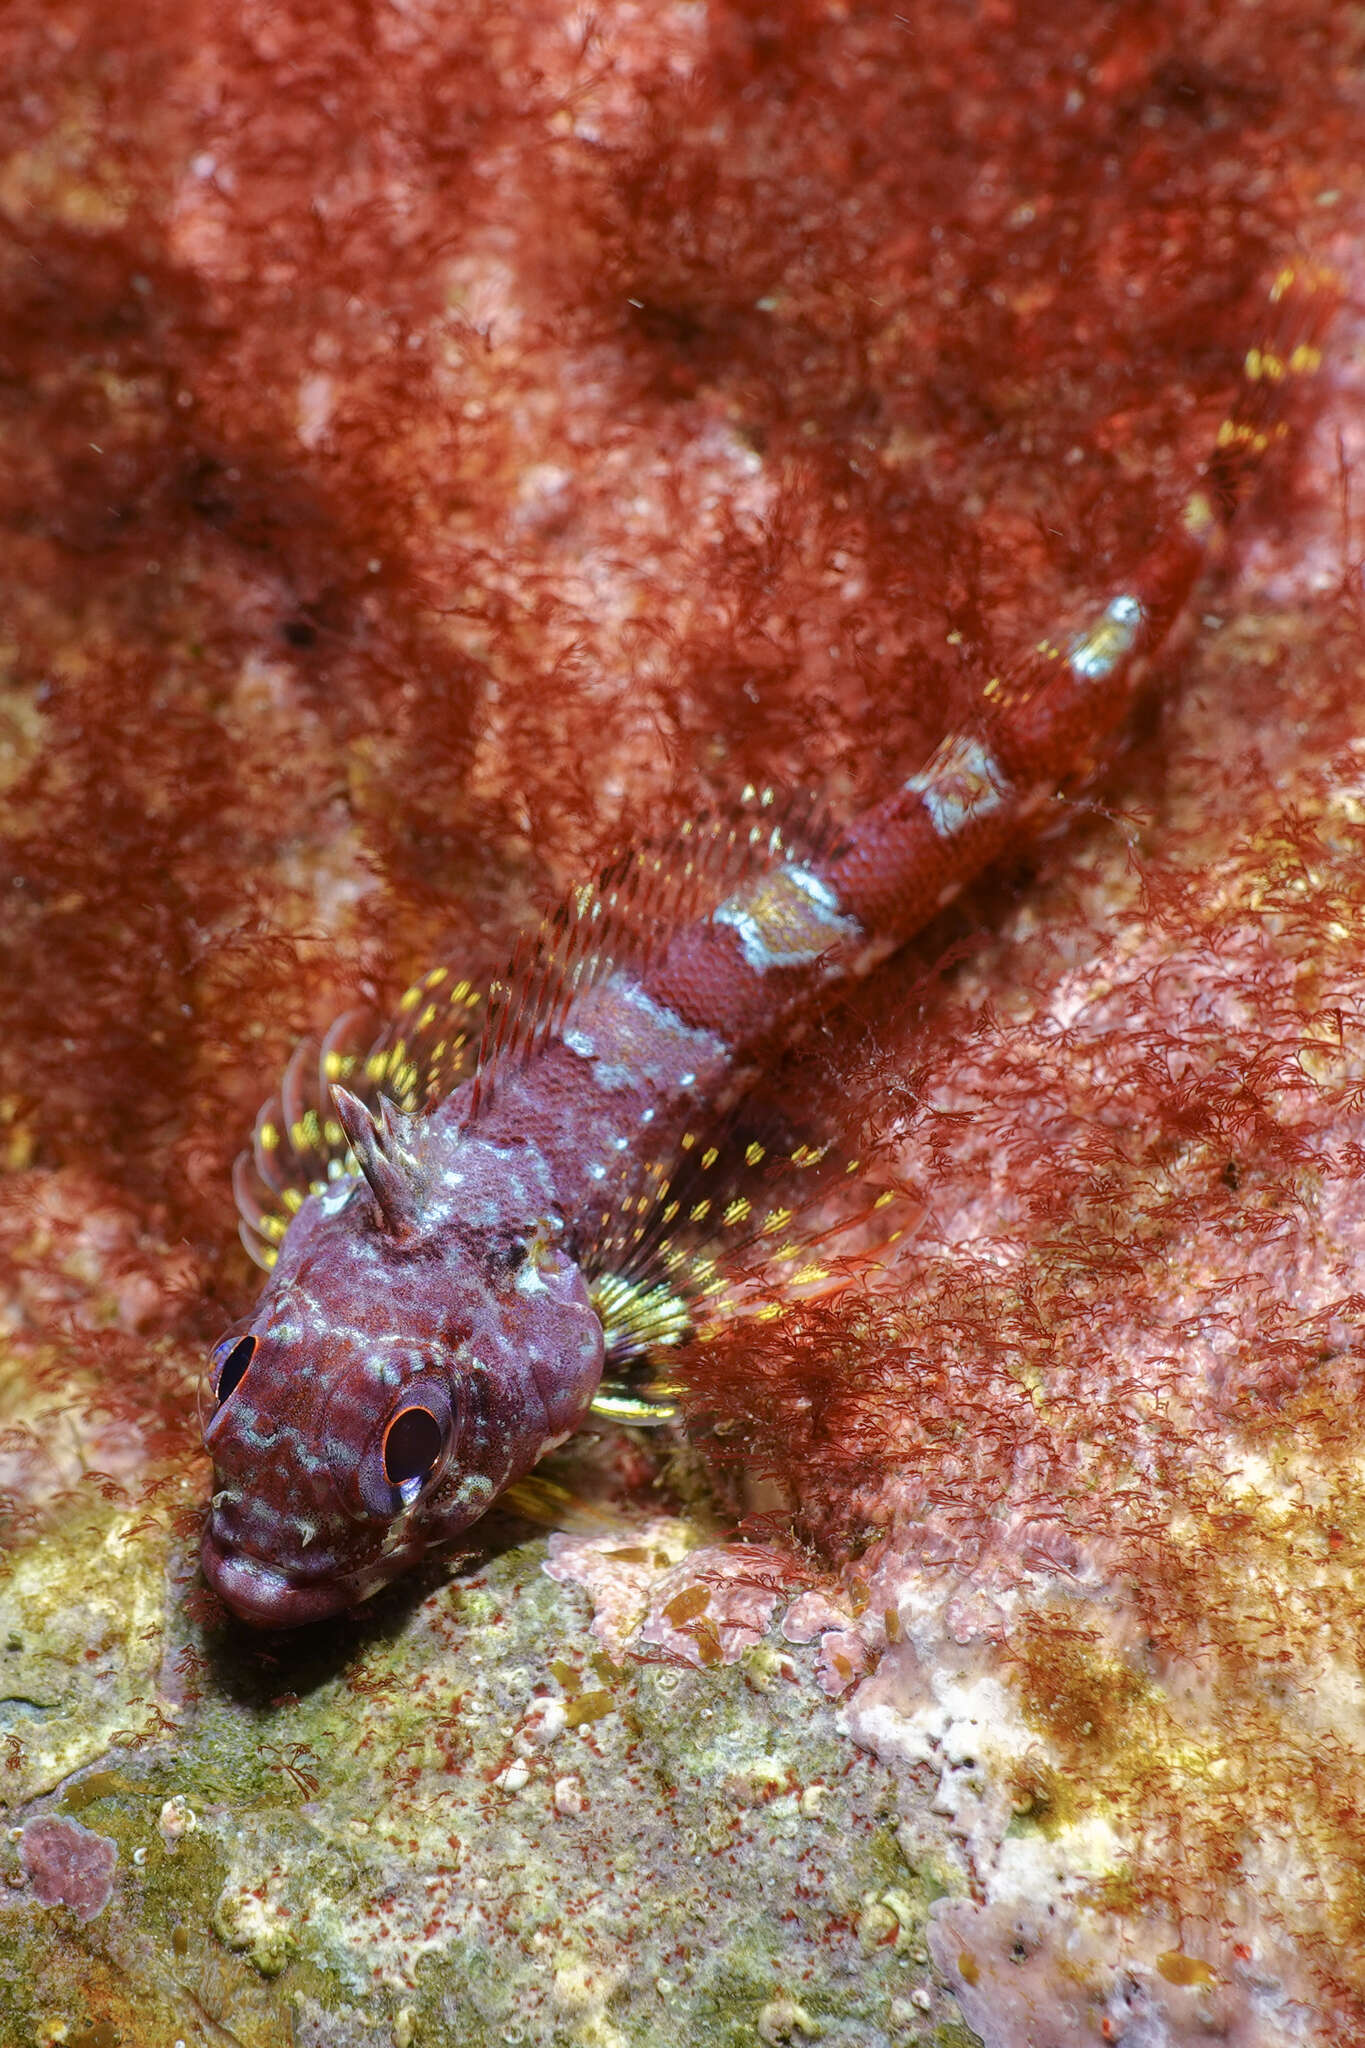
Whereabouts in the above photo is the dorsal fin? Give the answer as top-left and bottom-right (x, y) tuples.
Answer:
(233, 977), (485, 1268)
(331, 1087), (429, 1238)
(469, 787), (843, 1115)
(234, 790), (840, 1268)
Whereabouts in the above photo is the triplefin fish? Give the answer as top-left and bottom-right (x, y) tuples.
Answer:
(201, 268), (1335, 1626)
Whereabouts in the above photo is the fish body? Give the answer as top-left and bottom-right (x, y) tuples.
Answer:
(202, 268), (1334, 1627)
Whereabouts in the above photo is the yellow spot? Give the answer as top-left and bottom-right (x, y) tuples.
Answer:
(419, 1002), (438, 1028)
(983, 674), (1002, 700)
(873, 1189), (897, 1209)
(701, 1147), (719, 1170)
(681, 1131), (697, 1150)
(722, 1198), (752, 1225)
(762, 1207), (794, 1235)
(664, 1584), (711, 1625)
(563, 1690), (613, 1728)
(1216, 419), (1273, 454)
(1269, 265), (1298, 302)
(323, 1049), (354, 1080)
(1289, 341), (1322, 375)
(1156, 1953), (1216, 1989)
(1182, 489), (1216, 540)
(259, 1121), (279, 1153)
(754, 1302), (784, 1323)
(282, 1188), (303, 1214)
(263, 1217), (287, 1242)
(662, 1201), (680, 1224)
(744, 1141), (765, 1166)
(792, 1264), (830, 1285)
(690, 1201), (711, 1223)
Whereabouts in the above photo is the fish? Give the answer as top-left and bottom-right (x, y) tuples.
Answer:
(200, 266), (1335, 1627)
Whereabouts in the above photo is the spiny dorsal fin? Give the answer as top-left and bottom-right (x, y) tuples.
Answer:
(235, 789), (842, 1268)
(331, 1087), (428, 1239)
(234, 974), (485, 1268)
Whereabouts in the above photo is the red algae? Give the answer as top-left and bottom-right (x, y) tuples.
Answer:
(1, 0), (1363, 2042)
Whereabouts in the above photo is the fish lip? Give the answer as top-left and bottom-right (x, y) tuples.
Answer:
(200, 1524), (353, 1629)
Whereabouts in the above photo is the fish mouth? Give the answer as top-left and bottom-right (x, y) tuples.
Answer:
(200, 1524), (356, 1629)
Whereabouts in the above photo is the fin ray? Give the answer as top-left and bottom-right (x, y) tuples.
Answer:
(470, 788), (844, 1114)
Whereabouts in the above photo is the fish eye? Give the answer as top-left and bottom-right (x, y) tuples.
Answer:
(382, 1405), (445, 1489)
(340, 1374), (458, 1519)
(213, 1334), (256, 1404)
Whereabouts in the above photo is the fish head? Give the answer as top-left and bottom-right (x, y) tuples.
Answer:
(200, 1091), (604, 1627)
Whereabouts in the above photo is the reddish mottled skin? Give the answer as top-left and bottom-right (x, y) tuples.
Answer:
(202, 1116), (606, 1625)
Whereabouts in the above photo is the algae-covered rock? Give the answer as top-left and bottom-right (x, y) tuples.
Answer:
(0, 1529), (958, 2046)
(0, 1496), (167, 1804)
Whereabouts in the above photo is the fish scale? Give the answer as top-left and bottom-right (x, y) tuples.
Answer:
(201, 264), (1336, 1627)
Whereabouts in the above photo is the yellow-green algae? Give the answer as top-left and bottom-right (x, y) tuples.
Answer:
(0, 1483), (961, 2048)
(0, 1496), (164, 1804)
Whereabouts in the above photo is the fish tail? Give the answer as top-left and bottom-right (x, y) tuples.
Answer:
(644, 262), (1338, 1035)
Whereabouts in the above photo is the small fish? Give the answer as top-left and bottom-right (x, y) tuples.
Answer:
(201, 268), (1334, 1626)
